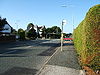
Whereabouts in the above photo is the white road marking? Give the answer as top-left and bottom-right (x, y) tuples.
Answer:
(26, 46), (32, 48)
(2, 50), (17, 54)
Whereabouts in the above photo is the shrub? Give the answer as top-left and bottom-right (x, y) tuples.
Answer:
(18, 28), (25, 40)
(73, 4), (100, 70)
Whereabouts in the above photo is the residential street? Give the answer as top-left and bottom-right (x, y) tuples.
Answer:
(0, 1), (99, 75)
(0, 39), (60, 75)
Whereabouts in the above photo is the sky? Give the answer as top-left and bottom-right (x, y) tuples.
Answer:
(0, 0), (100, 33)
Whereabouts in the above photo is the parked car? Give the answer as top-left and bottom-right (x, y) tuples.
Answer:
(63, 38), (73, 43)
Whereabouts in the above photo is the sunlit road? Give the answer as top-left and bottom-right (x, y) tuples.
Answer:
(0, 39), (60, 75)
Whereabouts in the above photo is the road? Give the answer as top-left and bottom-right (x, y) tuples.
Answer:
(0, 39), (60, 75)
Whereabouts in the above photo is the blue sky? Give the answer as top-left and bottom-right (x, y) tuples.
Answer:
(0, 0), (99, 33)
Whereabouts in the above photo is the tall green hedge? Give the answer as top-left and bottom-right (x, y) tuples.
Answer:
(73, 4), (100, 70)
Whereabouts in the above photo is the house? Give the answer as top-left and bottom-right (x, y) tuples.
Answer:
(0, 18), (15, 42)
(0, 17), (13, 35)
(26, 23), (46, 38)
(0, 24), (12, 35)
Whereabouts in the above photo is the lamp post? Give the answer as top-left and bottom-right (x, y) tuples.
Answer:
(61, 19), (67, 51)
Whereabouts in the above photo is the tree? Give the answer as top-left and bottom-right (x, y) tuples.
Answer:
(26, 23), (37, 40)
(45, 28), (52, 33)
(64, 33), (72, 38)
(41, 26), (46, 38)
(0, 17), (8, 30)
(27, 28), (37, 40)
(51, 26), (61, 33)
(18, 28), (25, 40)
(46, 26), (61, 34)
(27, 23), (34, 31)
(45, 26), (61, 39)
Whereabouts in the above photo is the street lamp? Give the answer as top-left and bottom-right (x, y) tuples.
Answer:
(61, 19), (67, 51)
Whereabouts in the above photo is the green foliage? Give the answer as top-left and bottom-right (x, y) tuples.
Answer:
(27, 23), (34, 30)
(41, 26), (46, 37)
(26, 23), (37, 40)
(73, 4), (100, 70)
(18, 28), (25, 40)
(26, 28), (37, 40)
(0, 17), (7, 27)
(0, 17), (8, 31)
(64, 33), (72, 38)
(45, 26), (61, 39)
(46, 28), (52, 33)
(46, 26), (61, 34)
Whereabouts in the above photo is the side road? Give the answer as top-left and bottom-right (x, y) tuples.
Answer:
(37, 43), (85, 75)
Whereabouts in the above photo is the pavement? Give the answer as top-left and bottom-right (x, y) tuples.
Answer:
(37, 43), (85, 75)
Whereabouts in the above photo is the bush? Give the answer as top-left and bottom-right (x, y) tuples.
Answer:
(73, 4), (100, 70)
(18, 28), (25, 40)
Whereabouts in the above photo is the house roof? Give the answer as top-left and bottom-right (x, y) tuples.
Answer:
(0, 24), (12, 33)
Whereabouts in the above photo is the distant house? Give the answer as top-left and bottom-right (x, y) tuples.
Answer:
(38, 26), (46, 38)
(26, 23), (46, 38)
(0, 17), (13, 35)
(0, 24), (12, 35)
(0, 18), (15, 42)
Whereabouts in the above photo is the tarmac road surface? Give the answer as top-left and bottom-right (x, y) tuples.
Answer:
(0, 39), (60, 75)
